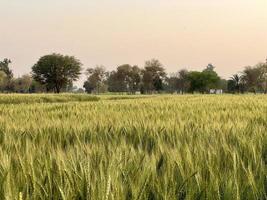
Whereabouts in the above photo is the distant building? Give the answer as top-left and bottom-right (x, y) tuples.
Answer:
(209, 89), (223, 94)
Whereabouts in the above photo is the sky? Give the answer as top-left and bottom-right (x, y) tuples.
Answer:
(1, 0), (267, 87)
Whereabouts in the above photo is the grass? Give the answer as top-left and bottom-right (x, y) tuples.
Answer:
(0, 93), (100, 104)
(0, 94), (266, 199)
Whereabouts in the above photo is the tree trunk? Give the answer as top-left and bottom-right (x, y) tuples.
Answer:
(55, 85), (60, 93)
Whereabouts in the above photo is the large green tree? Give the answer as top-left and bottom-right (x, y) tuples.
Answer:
(32, 53), (82, 93)
(202, 65), (220, 91)
(187, 71), (205, 93)
(188, 64), (220, 93)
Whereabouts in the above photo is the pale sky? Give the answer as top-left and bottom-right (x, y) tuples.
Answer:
(1, 0), (267, 87)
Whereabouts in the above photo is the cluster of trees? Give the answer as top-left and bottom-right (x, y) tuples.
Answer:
(227, 63), (267, 94)
(84, 62), (224, 94)
(0, 54), (81, 93)
(84, 59), (167, 94)
(0, 53), (267, 94)
(0, 59), (45, 93)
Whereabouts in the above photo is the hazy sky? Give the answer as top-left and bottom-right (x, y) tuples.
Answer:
(1, 0), (267, 86)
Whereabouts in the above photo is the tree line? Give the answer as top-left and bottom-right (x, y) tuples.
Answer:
(1, 53), (267, 94)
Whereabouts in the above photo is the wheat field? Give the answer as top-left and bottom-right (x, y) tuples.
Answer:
(0, 94), (266, 200)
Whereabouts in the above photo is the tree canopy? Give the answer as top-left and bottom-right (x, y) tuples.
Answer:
(141, 59), (166, 93)
(0, 59), (13, 79)
(1, 55), (267, 94)
(84, 66), (107, 94)
(188, 65), (220, 93)
(106, 64), (141, 94)
(32, 54), (82, 93)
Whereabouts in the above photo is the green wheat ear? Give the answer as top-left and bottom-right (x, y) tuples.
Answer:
(19, 192), (23, 200)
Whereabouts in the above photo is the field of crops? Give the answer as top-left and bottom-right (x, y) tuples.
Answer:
(0, 94), (266, 200)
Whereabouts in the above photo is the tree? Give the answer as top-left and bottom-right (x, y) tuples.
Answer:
(142, 59), (166, 93)
(228, 74), (242, 93)
(106, 70), (120, 93)
(83, 66), (107, 94)
(114, 64), (141, 93)
(227, 79), (236, 93)
(201, 65), (220, 91)
(13, 74), (32, 93)
(166, 74), (179, 93)
(187, 71), (205, 93)
(188, 65), (220, 93)
(256, 63), (267, 93)
(242, 66), (262, 93)
(32, 53), (82, 93)
(205, 63), (215, 72)
(106, 65), (141, 94)
(113, 64), (132, 92)
(177, 69), (190, 94)
(0, 58), (14, 91)
(219, 79), (228, 92)
(141, 70), (154, 94)
(0, 71), (8, 92)
(166, 69), (190, 94)
(29, 80), (46, 93)
(129, 66), (141, 94)
(0, 59), (13, 79)
(83, 81), (94, 93)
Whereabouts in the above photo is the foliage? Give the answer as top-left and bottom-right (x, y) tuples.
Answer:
(242, 66), (262, 93)
(227, 74), (244, 93)
(2, 56), (267, 94)
(0, 58), (13, 79)
(188, 65), (220, 93)
(13, 74), (32, 93)
(141, 59), (166, 93)
(0, 93), (99, 104)
(29, 80), (47, 93)
(107, 64), (141, 94)
(84, 66), (107, 94)
(177, 69), (191, 93)
(0, 71), (8, 92)
(0, 58), (14, 91)
(167, 69), (191, 94)
(32, 54), (82, 93)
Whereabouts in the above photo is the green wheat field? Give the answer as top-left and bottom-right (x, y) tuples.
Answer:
(0, 94), (266, 200)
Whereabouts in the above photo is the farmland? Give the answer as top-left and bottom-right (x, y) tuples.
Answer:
(0, 94), (266, 199)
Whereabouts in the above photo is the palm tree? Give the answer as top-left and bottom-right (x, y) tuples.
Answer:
(230, 74), (241, 93)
